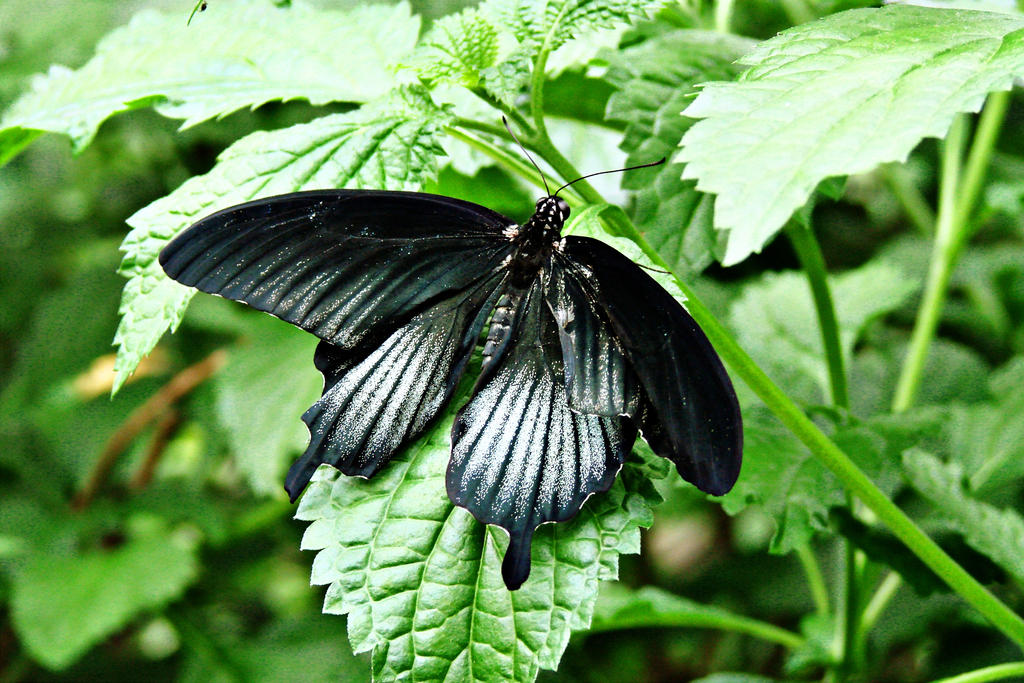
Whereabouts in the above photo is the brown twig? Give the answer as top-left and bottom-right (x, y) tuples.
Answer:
(129, 409), (181, 492)
(71, 350), (228, 510)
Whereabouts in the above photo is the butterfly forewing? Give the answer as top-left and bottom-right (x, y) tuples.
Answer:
(160, 191), (514, 351)
(558, 236), (742, 496)
(447, 277), (636, 589)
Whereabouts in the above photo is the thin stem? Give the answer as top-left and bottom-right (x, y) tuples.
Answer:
(858, 572), (902, 640)
(892, 114), (968, 412)
(954, 90), (1011, 231)
(796, 543), (830, 617)
(529, 113), (1024, 652)
(530, 34), (553, 138)
(469, 87), (532, 134)
(840, 531), (867, 672)
(892, 92), (1008, 413)
(586, 607), (805, 650)
(453, 117), (519, 142)
(785, 221), (849, 409)
(445, 127), (585, 205)
(933, 663), (1024, 683)
(71, 350), (227, 510)
(881, 163), (936, 236)
(714, 0), (735, 33)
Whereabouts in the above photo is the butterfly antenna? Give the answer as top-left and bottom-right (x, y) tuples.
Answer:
(553, 158), (666, 197)
(502, 116), (550, 196)
(638, 263), (671, 275)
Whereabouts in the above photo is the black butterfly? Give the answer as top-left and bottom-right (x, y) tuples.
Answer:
(159, 170), (742, 590)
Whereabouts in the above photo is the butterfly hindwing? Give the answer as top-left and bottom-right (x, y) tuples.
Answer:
(557, 236), (742, 496)
(545, 264), (641, 418)
(160, 190), (515, 351)
(447, 277), (637, 589)
(286, 273), (506, 499)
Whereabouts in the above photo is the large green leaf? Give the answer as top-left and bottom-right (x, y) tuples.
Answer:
(297, 413), (665, 683)
(902, 449), (1024, 583)
(501, 0), (662, 49)
(0, 0), (418, 161)
(603, 29), (753, 275)
(112, 91), (452, 392)
(679, 5), (1024, 265)
(10, 520), (200, 670)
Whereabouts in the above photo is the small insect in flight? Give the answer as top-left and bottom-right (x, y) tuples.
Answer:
(159, 121), (742, 589)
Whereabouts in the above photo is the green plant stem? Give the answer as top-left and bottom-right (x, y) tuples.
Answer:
(715, 0), (735, 33)
(881, 164), (935, 235)
(857, 572), (902, 641)
(892, 91), (1009, 412)
(892, 114), (968, 412)
(954, 91), (1011, 230)
(587, 607), (805, 650)
(785, 221), (849, 409)
(523, 48), (1024, 651)
(796, 543), (830, 617)
(785, 219), (855, 669)
(448, 127), (546, 189)
(453, 117), (518, 142)
(446, 126), (586, 205)
(469, 86), (532, 134)
(530, 39), (553, 138)
(933, 663), (1024, 683)
(841, 533), (867, 671)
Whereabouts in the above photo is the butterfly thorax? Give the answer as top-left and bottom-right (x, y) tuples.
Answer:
(507, 196), (569, 288)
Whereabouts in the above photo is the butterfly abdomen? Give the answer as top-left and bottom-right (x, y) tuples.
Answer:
(481, 289), (522, 375)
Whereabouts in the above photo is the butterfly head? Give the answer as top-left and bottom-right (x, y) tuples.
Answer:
(534, 196), (570, 231)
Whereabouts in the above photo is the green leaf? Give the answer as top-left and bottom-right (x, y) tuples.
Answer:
(503, 0), (662, 50)
(588, 584), (795, 643)
(10, 521), (200, 670)
(213, 318), (320, 496)
(679, 5), (1024, 265)
(411, 7), (502, 87)
(602, 29), (752, 275)
(0, 0), (418, 158)
(902, 449), (1024, 583)
(830, 508), (946, 596)
(478, 0), (662, 105)
(729, 260), (918, 406)
(112, 90), (453, 393)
